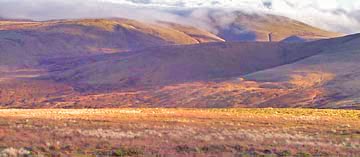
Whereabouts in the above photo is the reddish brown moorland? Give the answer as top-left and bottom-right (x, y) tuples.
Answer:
(0, 108), (358, 156)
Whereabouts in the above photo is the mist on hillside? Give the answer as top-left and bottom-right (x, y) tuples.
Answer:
(0, 0), (359, 34)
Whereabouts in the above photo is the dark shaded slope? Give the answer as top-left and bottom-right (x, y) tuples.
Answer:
(0, 18), (224, 67)
(51, 40), (328, 90)
(209, 12), (342, 42)
(281, 36), (307, 43)
(244, 34), (360, 109)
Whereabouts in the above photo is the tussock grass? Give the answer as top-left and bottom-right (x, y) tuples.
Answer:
(0, 108), (358, 156)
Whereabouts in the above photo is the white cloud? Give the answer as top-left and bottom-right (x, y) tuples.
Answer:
(0, 0), (359, 33)
(267, 0), (360, 33)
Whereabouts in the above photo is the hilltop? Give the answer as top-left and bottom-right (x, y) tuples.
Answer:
(207, 12), (342, 41)
(0, 18), (223, 67)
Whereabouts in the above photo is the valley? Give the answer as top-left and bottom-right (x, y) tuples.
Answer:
(1, 31), (359, 109)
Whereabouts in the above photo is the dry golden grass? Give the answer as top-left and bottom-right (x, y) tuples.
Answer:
(236, 14), (343, 41)
(0, 108), (358, 156)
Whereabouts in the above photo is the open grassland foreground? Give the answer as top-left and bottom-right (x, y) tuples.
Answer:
(0, 108), (358, 156)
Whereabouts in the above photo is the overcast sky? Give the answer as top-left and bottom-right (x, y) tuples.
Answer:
(0, 0), (359, 34)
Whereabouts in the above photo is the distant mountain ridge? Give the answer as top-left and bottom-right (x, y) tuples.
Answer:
(202, 12), (343, 42)
(0, 14), (342, 68)
(0, 16), (357, 109)
(0, 18), (224, 67)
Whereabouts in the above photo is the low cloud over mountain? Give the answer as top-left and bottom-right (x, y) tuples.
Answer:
(0, 0), (359, 33)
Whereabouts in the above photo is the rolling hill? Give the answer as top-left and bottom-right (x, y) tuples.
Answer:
(49, 41), (321, 89)
(208, 12), (342, 42)
(50, 32), (357, 89)
(42, 33), (360, 109)
(0, 18), (223, 67)
(0, 17), (357, 109)
(0, 14), (343, 68)
(244, 34), (360, 108)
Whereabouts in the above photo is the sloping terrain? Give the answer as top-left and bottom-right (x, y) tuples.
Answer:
(0, 18), (223, 67)
(51, 33), (358, 89)
(50, 42), (323, 89)
(38, 33), (359, 109)
(0, 15), (341, 68)
(281, 36), (308, 43)
(209, 12), (342, 42)
(1, 33), (359, 109)
(1, 34), (359, 109)
(244, 34), (360, 108)
(0, 17), (358, 109)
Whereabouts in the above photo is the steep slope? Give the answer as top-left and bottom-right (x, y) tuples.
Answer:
(1, 34), (359, 108)
(208, 12), (342, 42)
(0, 40), (317, 108)
(243, 34), (360, 108)
(39, 34), (360, 109)
(0, 18), (223, 44)
(0, 17), (358, 109)
(0, 18), (223, 67)
(0, 15), (342, 68)
(51, 41), (326, 90)
(158, 21), (224, 43)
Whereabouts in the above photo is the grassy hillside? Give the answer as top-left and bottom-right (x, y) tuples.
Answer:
(0, 18), (223, 67)
(244, 34), (360, 108)
(0, 15), (342, 68)
(0, 17), (357, 109)
(212, 12), (342, 41)
(1, 34), (359, 109)
(51, 41), (324, 89)
(37, 34), (359, 109)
